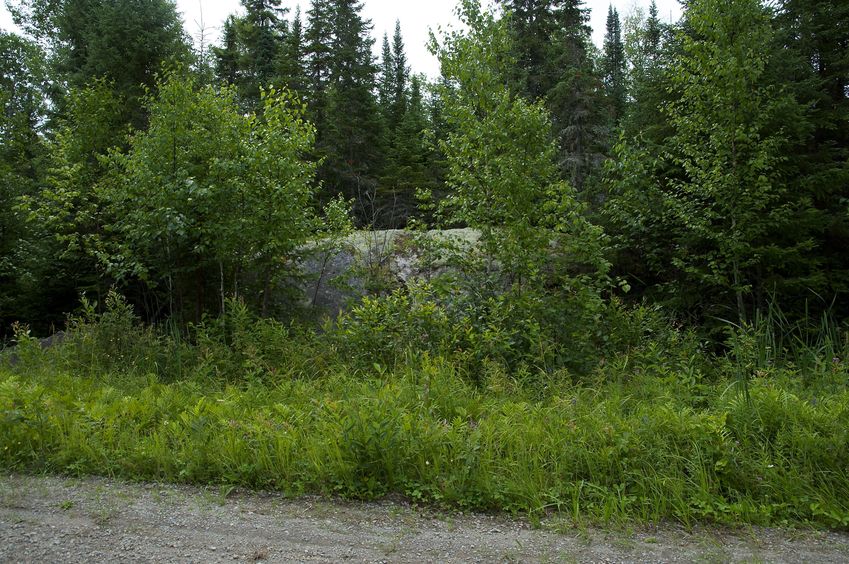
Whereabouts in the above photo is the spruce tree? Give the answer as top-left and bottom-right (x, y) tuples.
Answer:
(602, 5), (626, 123)
(498, 0), (560, 98)
(237, 0), (288, 107)
(777, 0), (849, 306)
(215, 16), (242, 86)
(378, 33), (395, 115)
(391, 20), (409, 123)
(304, 0), (334, 138)
(278, 6), (308, 95)
(498, 0), (609, 189)
(645, 0), (661, 60)
(9, 0), (190, 128)
(393, 74), (431, 202)
(547, 1), (608, 189)
(377, 20), (420, 225)
(313, 0), (383, 224)
(212, 0), (288, 109)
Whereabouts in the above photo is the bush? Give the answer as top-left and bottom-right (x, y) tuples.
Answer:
(3, 287), (849, 528)
(333, 274), (671, 378)
(56, 291), (166, 378)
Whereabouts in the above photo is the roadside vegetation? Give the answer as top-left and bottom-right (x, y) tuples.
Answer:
(2, 0), (848, 532)
(2, 293), (848, 528)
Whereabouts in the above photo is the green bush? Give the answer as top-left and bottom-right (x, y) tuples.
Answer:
(3, 290), (848, 528)
(333, 276), (616, 377)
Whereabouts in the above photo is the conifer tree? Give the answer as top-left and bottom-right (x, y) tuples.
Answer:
(304, 0), (334, 139)
(8, 0), (189, 128)
(391, 20), (409, 123)
(498, 0), (609, 189)
(645, 0), (661, 60)
(212, 0), (288, 109)
(394, 75), (431, 197)
(278, 6), (308, 95)
(378, 33), (395, 114)
(602, 5), (626, 123)
(215, 16), (242, 86)
(776, 0), (849, 305)
(308, 0), (383, 224)
(377, 20), (419, 225)
(237, 0), (288, 106)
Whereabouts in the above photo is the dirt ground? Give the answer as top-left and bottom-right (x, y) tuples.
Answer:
(2, 474), (848, 563)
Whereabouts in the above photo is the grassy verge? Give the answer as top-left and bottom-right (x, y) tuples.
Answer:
(2, 346), (848, 528)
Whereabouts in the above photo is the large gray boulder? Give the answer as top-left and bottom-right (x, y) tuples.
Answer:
(298, 229), (480, 317)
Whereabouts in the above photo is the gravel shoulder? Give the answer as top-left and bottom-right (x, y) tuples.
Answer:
(2, 474), (848, 563)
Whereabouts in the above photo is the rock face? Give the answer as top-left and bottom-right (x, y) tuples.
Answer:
(298, 229), (480, 318)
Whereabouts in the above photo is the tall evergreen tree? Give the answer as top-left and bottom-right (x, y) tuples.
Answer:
(602, 5), (626, 122)
(498, 0), (609, 189)
(238, 0), (287, 105)
(8, 0), (189, 128)
(547, 2), (608, 189)
(378, 33), (395, 114)
(212, 0), (288, 108)
(377, 20), (421, 225)
(304, 0), (334, 135)
(392, 74), (431, 204)
(390, 20), (409, 123)
(776, 0), (849, 304)
(498, 0), (561, 98)
(645, 0), (661, 60)
(278, 6), (307, 95)
(215, 16), (242, 86)
(308, 0), (383, 224)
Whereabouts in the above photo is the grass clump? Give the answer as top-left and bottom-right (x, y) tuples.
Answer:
(2, 296), (848, 529)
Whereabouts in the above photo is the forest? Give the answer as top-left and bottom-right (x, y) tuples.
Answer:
(2, 0), (849, 528)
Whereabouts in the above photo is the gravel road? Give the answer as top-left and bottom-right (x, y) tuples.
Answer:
(2, 474), (848, 563)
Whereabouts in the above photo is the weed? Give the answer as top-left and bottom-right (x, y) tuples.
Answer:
(249, 547), (269, 561)
(1, 298), (848, 529)
(90, 506), (116, 526)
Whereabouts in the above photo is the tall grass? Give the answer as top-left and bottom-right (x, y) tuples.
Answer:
(722, 299), (849, 394)
(1, 295), (848, 528)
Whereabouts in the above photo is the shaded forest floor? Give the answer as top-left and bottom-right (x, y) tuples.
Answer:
(2, 474), (849, 563)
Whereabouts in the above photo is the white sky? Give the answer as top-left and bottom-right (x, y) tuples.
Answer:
(1, 0), (682, 77)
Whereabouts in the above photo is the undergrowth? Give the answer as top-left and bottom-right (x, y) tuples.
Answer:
(1, 294), (848, 529)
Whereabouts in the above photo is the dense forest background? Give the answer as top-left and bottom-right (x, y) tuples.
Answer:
(1, 0), (847, 338)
